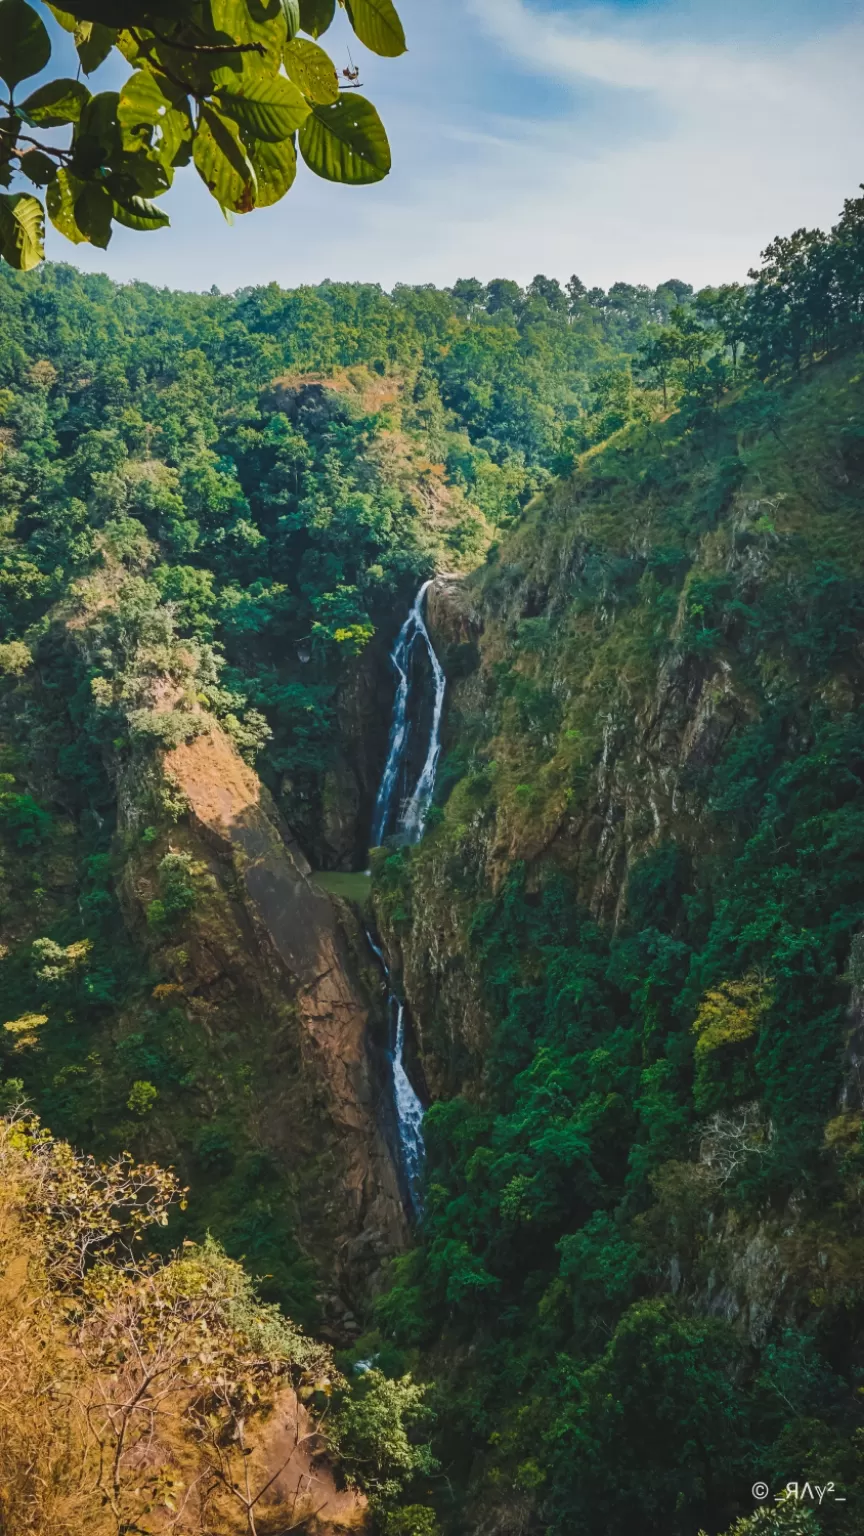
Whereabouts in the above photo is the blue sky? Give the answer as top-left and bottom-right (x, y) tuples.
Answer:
(37, 0), (864, 292)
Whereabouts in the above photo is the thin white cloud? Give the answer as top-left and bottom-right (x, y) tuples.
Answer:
(376, 0), (864, 287)
(470, 0), (794, 103)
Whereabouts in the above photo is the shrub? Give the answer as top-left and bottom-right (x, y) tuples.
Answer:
(336, 1369), (437, 1502)
(126, 1080), (158, 1116)
(146, 852), (198, 930)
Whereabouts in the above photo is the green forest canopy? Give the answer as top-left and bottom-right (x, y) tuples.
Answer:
(0, 188), (862, 1534)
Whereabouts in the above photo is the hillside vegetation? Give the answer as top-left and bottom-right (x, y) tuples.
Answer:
(0, 261), (683, 1328)
(369, 199), (864, 1534)
(1, 192), (864, 1535)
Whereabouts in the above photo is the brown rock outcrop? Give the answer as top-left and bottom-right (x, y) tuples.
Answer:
(121, 721), (407, 1306)
(239, 1386), (368, 1534)
(425, 572), (482, 651)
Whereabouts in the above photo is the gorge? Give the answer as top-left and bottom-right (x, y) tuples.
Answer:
(1, 193), (864, 1535)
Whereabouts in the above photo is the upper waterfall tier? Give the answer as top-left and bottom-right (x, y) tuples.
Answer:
(371, 579), (447, 848)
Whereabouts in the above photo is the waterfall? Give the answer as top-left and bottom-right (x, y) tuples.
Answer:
(390, 998), (425, 1214)
(365, 927), (426, 1217)
(367, 577), (446, 1216)
(371, 578), (446, 848)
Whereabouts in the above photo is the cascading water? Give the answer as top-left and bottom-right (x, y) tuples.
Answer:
(391, 1000), (425, 1200)
(371, 578), (446, 848)
(365, 928), (425, 1216)
(367, 578), (446, 1215)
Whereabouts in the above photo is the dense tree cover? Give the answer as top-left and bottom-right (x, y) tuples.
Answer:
(0, 258), (686, 846)
(633, 189), (864, 423)
(0, 0), (405, 269)
(1, 186), (864, 1534)
(368, 198), (864, 1535)
(0, 257), (664, 1328)
(0, 265), (478, 841)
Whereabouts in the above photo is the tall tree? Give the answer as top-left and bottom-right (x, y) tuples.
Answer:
(695, 283), (749, 376)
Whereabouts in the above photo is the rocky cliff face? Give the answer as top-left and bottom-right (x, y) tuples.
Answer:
(118, 720), (407, 1317)
(354, 358), (864, 1535)
(319, 636), (400, 870)
(376, 355), (864, 1358)
(389, 489), (822, 1099)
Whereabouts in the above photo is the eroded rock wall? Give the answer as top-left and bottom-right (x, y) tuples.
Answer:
(119, 721), (407, 1311)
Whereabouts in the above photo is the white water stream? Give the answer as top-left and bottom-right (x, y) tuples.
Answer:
(368, 579), (446, 1215)
(366, 928), (426, 1216)
(370, 578), (446, 848)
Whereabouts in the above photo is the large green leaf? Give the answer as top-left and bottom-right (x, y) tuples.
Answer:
(0, 115), (17, 170)
(212, 0), (255, 26)
(118, 69), (179, 149)
(280, 0), (300, 40)
(283, 38), (338, 104)
(298, 0), (335, 39)
(298, 94), (390, 184)
(18, 148), (56, 185)
(211, 0), (286, 70)
(22, 78), (90, 127)
(76, 21), (116, 75)
(194, 105), (257, 212)
(74, 181), (112, 247)
(51, 1), (191, 23)
(118, 70), (192, 167)
(248, 0), (299, 37)
(249, 134), (296, 206)
(45, 6), (77, 32)
(346, 0), (406, 57)
(0, 191), (44, 269)
(46, 168), (87, 242)
(216, 74), (309, 143)
(158, 106), (194, 168)
(107, 150), (171, 200)
(112, 193), (169, 231)
(72, 90), (121, 176)
(0, 0), (51, 90)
